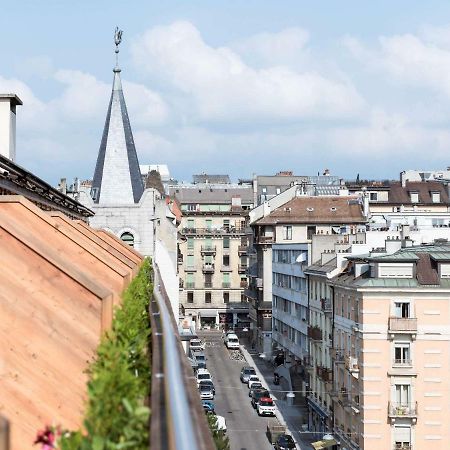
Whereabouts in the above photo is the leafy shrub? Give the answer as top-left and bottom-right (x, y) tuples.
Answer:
(57, 258), (152, 449)
(206, 414), (230, 450)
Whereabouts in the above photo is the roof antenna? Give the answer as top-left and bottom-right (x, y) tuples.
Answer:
(114, 26), (123, 73)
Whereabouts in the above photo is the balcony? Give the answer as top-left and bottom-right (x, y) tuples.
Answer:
(388, 402), (418, 421)
(222, 282), (231, 288)
(317, 366), (332, 383)
(331, 348), (345, 364)
(393, 445), (412, 450)
(181, 227), (247, 236)
(238, 264), (248, 273)
(185, 265), (197, 272)
(200, 245), (216, 254)
(338, 390), (351, 407)
(185, 282), (195, 289)
(202, 264), (215, 273)
(303, 356), (314, 373)
(388, 317), (417, 338)
(393, 358), (412, 367)
(257, 235), (274, 244)
(321, 297), (332, 314)
(238, 245), (248, 255)
(308, 325), (323, 341)
(240, 280), (248, 288)
(204, 281), (213, 288)
(345, 356), (359, 374)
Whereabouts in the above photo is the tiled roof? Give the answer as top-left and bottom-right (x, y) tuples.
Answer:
(0, 195), (142, 450)
(256, 196), (366, 225)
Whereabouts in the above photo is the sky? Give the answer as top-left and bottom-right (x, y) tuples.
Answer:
(3, 1), (450, 185)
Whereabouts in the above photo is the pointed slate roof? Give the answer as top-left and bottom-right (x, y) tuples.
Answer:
(91, 64), (144, 205)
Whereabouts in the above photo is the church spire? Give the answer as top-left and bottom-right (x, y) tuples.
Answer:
(91, 27), (144, 205)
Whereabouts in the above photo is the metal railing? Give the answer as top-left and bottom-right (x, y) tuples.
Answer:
(151, 265), (215, 450)
(388, 402), (418, 417)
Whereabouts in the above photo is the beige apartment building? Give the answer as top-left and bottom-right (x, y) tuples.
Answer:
(323, 244), (450, 450)
(170, 178), (253, 328)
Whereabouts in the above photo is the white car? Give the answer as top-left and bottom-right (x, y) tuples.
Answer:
(257, 397), (275, 416)
(196, 369), (212, 386)
(247, 375), (260, 388)
(190, 338), (205, 351)
(225, 333), (240, 349)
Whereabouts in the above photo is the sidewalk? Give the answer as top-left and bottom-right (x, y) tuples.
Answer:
(240, 345), (315, 450)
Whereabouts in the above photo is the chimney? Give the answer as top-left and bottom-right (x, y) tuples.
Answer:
(0, 94), (23, 162)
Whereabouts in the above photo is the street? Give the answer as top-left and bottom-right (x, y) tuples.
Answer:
(199, 330), (278, 450)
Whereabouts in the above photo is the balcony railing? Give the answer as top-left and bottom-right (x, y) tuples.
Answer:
(388, 402), (418, 418)
(151, 265), (216, 450)
(181, 227), (247, 236)
(393, 445), (412, 450)
(238, 245), (248, 254)
(220, 265), (233, 272)
(222, 282), (231, 288)
(321, 297), (332, 313)
(202, 264), (215, 273)
(200, 245), (216, 254)
(238, 264), (248, 273)
(345, 356), (359, 373)
(388, 317), (417, 333)
(185, 265), (197, 272)
(393, 358), (412, 367)
(240, 280), (248, 288)
(308, 326), (323, 341)
(338, 390), (351, 407)
(185, 282), (195, 289)
(331, 348), (345, 363)
(204, 281), (213, 288)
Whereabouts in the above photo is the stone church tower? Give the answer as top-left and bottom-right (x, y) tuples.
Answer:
(77, 29), (158, 256)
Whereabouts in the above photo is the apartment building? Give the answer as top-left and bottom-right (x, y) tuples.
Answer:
(318, 243), (450, 450)
(171, 178), (253, 328)
(248, 195), (366, 357)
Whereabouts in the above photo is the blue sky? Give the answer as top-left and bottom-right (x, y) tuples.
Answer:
(3, 1), (450, 185)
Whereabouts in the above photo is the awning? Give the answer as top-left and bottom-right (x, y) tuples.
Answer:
(311, 439), (337, 449)
(199, 309), (218, 318)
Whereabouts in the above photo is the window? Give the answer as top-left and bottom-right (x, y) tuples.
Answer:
(120, 232), (134, 247)
(223, 273), (230, 288)
(369, 192), (378, 201)
(223, 219), (230, 230)
(394, 425), (411, 449)
(186, 255), (195, 268)
(223, 292), (229, 303)
(186, 204), (197, 211)
(205, 292), (212, 303)
(206, 219), (212, 230)
(307, 226), (316, 240)
(394, 302), (411, 318)
(276, 187), (281, 195)
(394, 343), (411, 365)
(431, 191), (441, 203)
(187, 237), (194, 249)
(262, 187), (267, 194)
(409, 192), (419, 203)
(395, 384), (410, 406)
(186, 273), (194, 289)
(223, 237), (230, 249)
(283, 226), (292, 240)
(223, 255), (230, 266)
(187, 292), (194, 303)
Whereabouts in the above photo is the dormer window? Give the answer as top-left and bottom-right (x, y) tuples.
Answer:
(431, 191), (441, 203)
(409, 191), (419, 203)
(369, 192), (378, 201)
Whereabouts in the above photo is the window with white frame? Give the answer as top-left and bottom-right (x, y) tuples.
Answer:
(394, 343), (411, 365)
(394, 425), (411, 449)
(394, 302), (411, 318)
(431, 191), (441, 203)
(283, 225), (292, 240)
(409, 191), (419, 203)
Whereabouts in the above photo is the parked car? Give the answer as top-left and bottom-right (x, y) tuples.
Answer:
(251, 389), (270, 409)
(247, 375), (260, 388)
(190, 338), (205, 351)
(192, 350), (207, 369)
(248, 382), (264, 397)
(273, 434), (296, 450)
(202, 400), (215, 414)
(198, 379), (216, 395)
(240, 367), (256, 383)
(196, 369), (212, 386)
(199, 383), (214, 400)
(257, 397), (275, 416)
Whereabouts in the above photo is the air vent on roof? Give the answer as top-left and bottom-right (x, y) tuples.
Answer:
(306, 207), (314, 212)
(330, 207), (337, 212)
(284, 207), (291, 212)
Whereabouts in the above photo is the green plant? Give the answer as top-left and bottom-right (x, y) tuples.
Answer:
(58, 258), (152, 449)
(206, 414), (230, 450)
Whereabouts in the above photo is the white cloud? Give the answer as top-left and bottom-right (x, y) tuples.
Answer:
(231, 27), (310, 67)
(131, 21), (364, 124)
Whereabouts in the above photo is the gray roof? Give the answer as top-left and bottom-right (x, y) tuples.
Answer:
(91, 68), (144, 204)
(169, 185), (253, 204)
(193, 174), (231, 184)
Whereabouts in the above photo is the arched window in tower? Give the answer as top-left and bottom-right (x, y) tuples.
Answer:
(120, 232), (134, 247)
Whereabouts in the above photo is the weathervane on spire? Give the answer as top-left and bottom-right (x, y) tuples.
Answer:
(114, 26), (123, 72)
